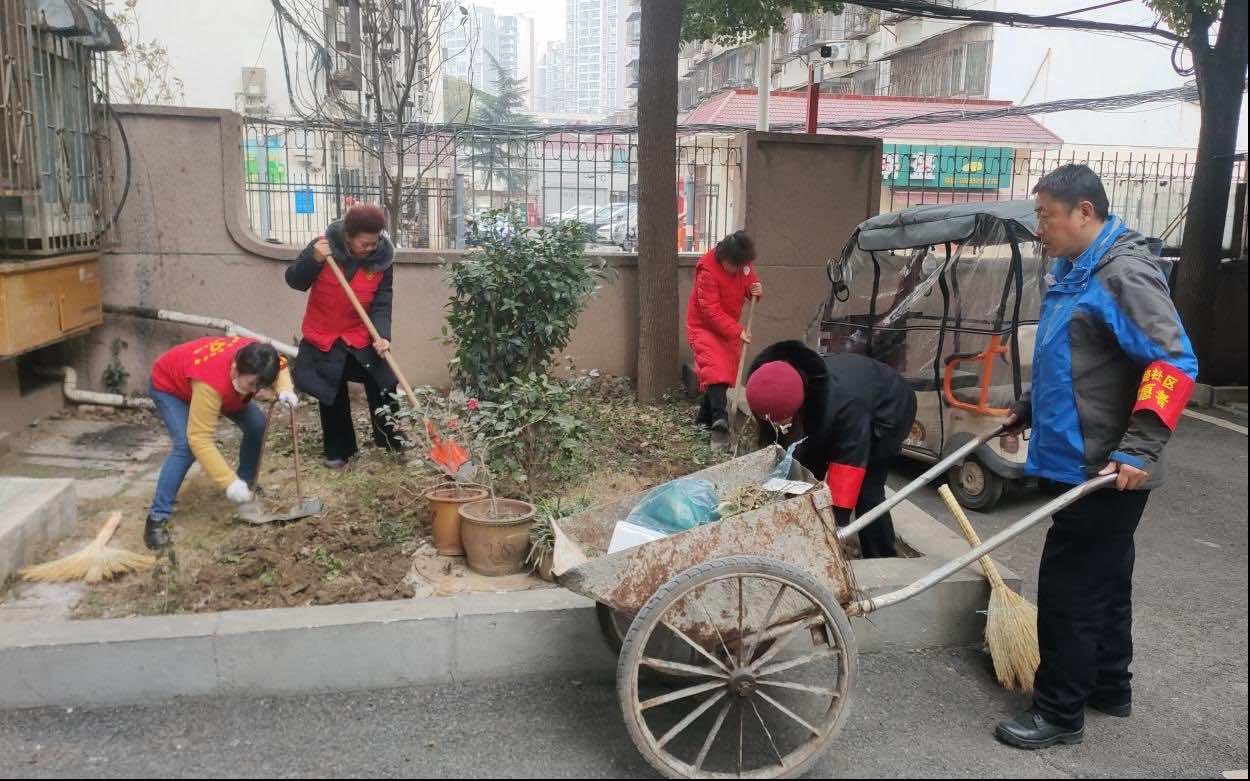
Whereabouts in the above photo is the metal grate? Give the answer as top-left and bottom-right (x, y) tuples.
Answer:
(0, 0), (109, 257)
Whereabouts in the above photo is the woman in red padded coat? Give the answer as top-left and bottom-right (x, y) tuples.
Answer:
(685, 231), (763, 432)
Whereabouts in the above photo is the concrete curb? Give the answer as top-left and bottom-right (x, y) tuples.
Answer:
(0, 497), (1017, 710)
(0, 477), (77, 586)
(0, 590), (615, 709)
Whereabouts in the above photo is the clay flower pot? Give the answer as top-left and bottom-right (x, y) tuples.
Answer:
(424, 483), (489, 556)
(459, 498), (537, 576)
(536, 550), (555, 582)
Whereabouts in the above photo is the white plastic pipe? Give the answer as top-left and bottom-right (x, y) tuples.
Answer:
(56, 366), (155, 410)
(103, 305), (298, 358)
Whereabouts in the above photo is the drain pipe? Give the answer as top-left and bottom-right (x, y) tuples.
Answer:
(45, 367), (155, 410)
(104, 305), (298, 358)
(47, 307), (298, 410)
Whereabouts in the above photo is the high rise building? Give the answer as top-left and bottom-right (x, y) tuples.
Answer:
(536, 40), (573, 116)
(498, 13), (537, 110)
(565, 0), (624, 118)
(443, 3), (498, 94)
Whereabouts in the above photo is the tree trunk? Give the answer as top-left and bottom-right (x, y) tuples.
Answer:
(1174, 0), (1248, 380)
(635, 0), (684, 401)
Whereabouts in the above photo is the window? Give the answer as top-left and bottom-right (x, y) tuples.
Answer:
(949, 46), (964, 94)
(963, 41), (990, 96)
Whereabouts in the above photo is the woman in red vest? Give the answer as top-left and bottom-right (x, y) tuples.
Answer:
(285, 204), (401, 468)
(146, 336), (294, 549)
(686, 231), (763, 432)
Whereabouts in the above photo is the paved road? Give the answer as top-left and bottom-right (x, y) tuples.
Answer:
(1, 414), (1245, 778)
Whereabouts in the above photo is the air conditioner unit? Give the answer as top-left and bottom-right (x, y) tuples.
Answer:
(826, 42), (851, 61)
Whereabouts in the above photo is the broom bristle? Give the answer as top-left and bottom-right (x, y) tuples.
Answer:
(986, 586), (1040, 691)
(20, 540), (155, 584)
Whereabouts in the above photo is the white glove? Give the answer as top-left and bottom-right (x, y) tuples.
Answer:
(226, 478), (254, 504)
(279, 390), (300, 409)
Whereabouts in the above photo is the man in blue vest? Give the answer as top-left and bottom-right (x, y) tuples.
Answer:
(995, 164), (1198, 749)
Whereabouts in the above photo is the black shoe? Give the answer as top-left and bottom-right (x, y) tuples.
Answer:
(144, 516), (171, 550)
(1088, 696), (1132, 718)
(710, 417), (730, 433)
(994, 709), (1084, 749)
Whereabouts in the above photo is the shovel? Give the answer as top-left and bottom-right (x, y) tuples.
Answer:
(321, 253), (470, 476)
(236, 403), (324, 525)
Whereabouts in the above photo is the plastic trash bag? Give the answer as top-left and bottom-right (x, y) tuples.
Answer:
(768, 438), (807, 482)
(624, 478), (721, 535)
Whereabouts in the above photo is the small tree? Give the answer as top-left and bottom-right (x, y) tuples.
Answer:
(272, 0), (475, 240)
(105, 0), (184, 105)
(466, 54), (534, 195)
(444, 210), (604, 397)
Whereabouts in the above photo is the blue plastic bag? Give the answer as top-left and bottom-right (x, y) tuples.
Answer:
(624, 478), (721, 535)
(768, 438), (807, 482)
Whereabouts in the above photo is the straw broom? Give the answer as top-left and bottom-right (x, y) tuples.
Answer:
(938, 485), (1039, 691)
(20, 512), (156, 584)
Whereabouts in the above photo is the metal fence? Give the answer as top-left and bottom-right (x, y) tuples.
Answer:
(240, 119), (742, 253)
(881, 146), (1249, 249)
(242, 119), (1248, 255)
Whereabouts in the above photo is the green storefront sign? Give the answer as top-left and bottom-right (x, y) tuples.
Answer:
(881, 144), (1014, 190)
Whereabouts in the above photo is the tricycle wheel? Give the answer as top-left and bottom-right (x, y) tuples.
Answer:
(947, 456), (1004, 512)
(617, 556), (857, 779)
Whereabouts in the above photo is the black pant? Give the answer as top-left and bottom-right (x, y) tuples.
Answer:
(318, 352), (402, 461)
(696, 384), (729, 426)
(1033, 486), (1149, 729)
(848, 459), (898, 559)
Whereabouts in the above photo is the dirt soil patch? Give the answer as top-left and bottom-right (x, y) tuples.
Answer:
(68, 379), (733, 619)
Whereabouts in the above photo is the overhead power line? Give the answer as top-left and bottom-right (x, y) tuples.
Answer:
(843, 0), (1182, 43)
(253, 83), (1199, 138)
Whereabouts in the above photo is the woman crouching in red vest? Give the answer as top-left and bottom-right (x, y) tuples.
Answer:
(285, 204), (402, 468)
(146, 337), (294, 549)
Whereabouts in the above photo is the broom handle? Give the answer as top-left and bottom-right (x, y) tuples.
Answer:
(322, 254), (431, 449)
(94, 511), (124, 545)
(938, 484), (1008, 591)
(290, 404), (304, 506)
(733, 296), (758, 394)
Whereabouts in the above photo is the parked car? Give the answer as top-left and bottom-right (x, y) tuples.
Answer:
(595, 203), (637, 249)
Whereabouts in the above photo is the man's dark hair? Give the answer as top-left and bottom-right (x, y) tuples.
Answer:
(715, 230), (756, 266)
(235, 342), (281, 386)
(1032, 164), (1110, 220)
(343, 203), (387, 236)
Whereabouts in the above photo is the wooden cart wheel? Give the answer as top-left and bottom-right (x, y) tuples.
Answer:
(599, 602), (705, 686)
(617, 556), (857, 780)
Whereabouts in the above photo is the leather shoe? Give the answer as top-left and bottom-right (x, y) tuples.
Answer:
(144, 516), (171, 550)
(995, 709), (1084, 749)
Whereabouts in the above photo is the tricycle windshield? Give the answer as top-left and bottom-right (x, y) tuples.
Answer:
(821, 212), (1047, 458)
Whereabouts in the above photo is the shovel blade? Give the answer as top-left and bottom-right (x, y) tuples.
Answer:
(235, 497), (323, 525)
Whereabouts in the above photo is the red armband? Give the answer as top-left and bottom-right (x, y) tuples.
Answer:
(1132, 360), (1193, 430)
(826, 462), (867, 510)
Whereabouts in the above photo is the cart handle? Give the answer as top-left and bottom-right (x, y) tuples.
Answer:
(845, 473), (1116, 618)
(836, 425), (1005, 542)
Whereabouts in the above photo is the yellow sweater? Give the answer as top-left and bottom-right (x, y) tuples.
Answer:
(186, 368), (293, 488)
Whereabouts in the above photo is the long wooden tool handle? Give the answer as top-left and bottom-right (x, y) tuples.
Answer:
(938, 484), (1007, 591)
(94, 511), (124, 545)
(252, 401), (277, 490)
(322, 254), (419, 409)
(733, 296), (758, 391)
(289, 404), (304, 506)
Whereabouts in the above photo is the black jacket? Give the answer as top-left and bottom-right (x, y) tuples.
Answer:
(750, 341), (917, 508)
(285, 221), (397, 406)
